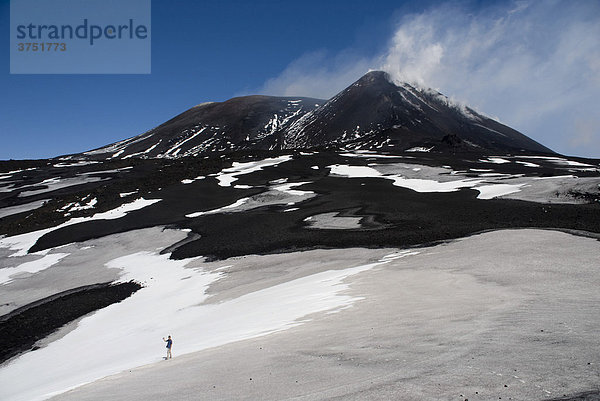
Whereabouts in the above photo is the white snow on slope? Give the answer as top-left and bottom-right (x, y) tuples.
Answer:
(515, 161), (540, 168)
(475, 184), (526, 200)
(185, 182), (313, 218)
(480, 157), (510, 164)
(304, 212), (363, 230)
(186, 197), (250, 217)
(271, 181), (314, 196)
(181, 176), (205, 185)
(80, 167), (133, 176)
(0, 184), (17, 193)
(215, 156), (292, 187)
(405, 146), (434, 152)
(0, 199), (49, 219)
(512, 156), (598, 171)
(162, 128), (207, 158)
(0, 198), (161, 257)
(0, 247), (418, 401)
(84, 198), (161, 220)
(328, 164), (533, 199)
(520, 156), (594, 167)
(110, 149), (126, 159)
(67, 198), (98, 212)
(17, 177), (108, 198)
(328, 164), (481, 193)
(0, 228), (62, 258)
(123, 140), (163, 159)
(84, 134), (150, 157)
(339, 152), (401, 159)
(534, 175), (577, 180)
(0, 168), (38, 182)
(0, 252), (69, 285)
(53, 161), (100, 168)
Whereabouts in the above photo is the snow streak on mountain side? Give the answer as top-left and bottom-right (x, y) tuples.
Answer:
(79, 97), (323, 160)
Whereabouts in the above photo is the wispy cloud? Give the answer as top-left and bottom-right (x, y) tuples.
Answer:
(258, 50), (374, 99)
(258, 1), (600, 158)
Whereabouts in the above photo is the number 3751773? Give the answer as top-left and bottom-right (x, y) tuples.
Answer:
(17, 43), (66, 51)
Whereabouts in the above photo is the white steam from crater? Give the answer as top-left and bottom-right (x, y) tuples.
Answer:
(258, 1), (600, 158)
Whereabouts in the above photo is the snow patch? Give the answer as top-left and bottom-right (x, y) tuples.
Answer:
(304, 212), (362, 230)
(0, 198), (161, 257)
(0, 248), (418, 401)
(215, 156), (292, 187)
(82, 198), (161, 221)
(18, 176), (108, 198)
(480, 157), (510, 164)
(476, 184), (526, 200)
(271, 182), (314, 197)
(406, 146), (433, 152)
(186, 197), (250, 218)
(68, 198), (97, 211)
(181, 176), (205, 185)
(534, 175), (577, 180)
(0, 252), (69, 285)
(328, 164), (481, 193)
(339, 152), (401, 159)
(0, 200), (49, 219)
(53, 161), (100, 168)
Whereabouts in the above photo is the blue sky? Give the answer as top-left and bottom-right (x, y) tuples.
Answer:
(1, 0), (599, 160)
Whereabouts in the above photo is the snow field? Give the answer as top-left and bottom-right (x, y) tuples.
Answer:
(0, 252), (69, 285)
(215, 155), (292, 187)
(185, 181), (313, 218)
(0, 198), (161, 257)
(0, 240), (419, 401)
(328, 163), (534, 199)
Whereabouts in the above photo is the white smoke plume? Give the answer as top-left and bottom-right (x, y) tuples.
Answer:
(259, 1), (600, 158)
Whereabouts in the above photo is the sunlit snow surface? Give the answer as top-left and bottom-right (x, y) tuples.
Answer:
(0, 252), (69, 285)
(17, 177), (108, 198)
(0, 244), (418, 401)
(0, 199), (49, 219)
(328, 164), (484, 193)
(214, 155), (292, 187)
(327, 162), (562, 199)
(185, 181), (314, 217)
(186, 197), (250, 217)
(0, 198), (161, 257)
(475, 184), (526, 200)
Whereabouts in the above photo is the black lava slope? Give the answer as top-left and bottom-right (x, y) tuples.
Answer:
(0, 281), (141, 364)
(2, 151), (598, 261)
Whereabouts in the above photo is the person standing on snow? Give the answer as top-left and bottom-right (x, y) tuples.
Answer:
(163, 335), (173, 359)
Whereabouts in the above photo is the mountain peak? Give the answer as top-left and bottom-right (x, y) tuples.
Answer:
(75, 70), (554, 160)
(283, 71), (553, 153)
(349, 70), (399, 94)
(358, 70), (393, 84)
